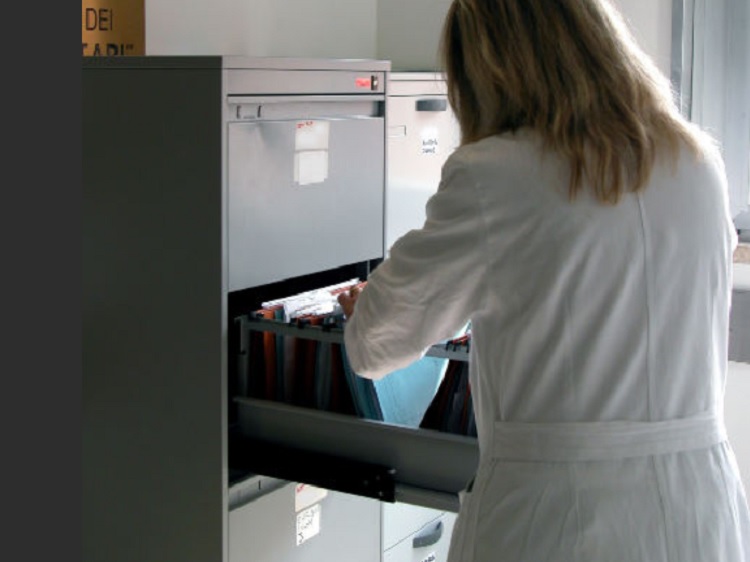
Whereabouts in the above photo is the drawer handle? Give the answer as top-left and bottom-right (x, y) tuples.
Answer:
(415, 99), (447, 112)
(412, 520), (444, 548)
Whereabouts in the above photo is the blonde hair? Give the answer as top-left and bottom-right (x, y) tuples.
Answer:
(440, 0), (708, 203)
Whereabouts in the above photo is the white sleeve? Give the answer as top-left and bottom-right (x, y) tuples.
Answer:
(343, 153), (488, 379)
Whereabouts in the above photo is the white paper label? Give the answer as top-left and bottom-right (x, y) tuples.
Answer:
(295, 483), (329, 512)
(294, 150), (329, 185)
(295, 120), (330, 185)
(296, 503), (322, 546)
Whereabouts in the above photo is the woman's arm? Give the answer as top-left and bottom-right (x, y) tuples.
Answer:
(342, 154), (489, 379)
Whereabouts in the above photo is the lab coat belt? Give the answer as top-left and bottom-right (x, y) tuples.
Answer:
(490, 414), (726, 462)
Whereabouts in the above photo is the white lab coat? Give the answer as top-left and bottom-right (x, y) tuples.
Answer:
(343, 129), (749, 561)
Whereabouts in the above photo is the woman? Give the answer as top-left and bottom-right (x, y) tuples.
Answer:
(339, 0), (748, 560)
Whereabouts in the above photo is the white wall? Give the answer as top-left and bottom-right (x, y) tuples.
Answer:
(615, 0), (673, 77)
(375, 0), (673, 75)
(145, 0), (377, 58)
(144, 0), (673, 78)
(376, 0), (452, 71)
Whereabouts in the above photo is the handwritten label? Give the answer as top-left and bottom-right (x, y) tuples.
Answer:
(421, 127), (439, 155)
(296, 503), (321, 546)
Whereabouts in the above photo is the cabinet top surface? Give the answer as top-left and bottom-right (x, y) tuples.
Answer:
(82, 55), (391, 72)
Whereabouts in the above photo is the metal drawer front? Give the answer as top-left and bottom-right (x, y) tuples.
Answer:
(229, 482), (381, 562)
(383, 503), (446, 551)
(383, 512), (457, 562)
(228, 113), (385, 290)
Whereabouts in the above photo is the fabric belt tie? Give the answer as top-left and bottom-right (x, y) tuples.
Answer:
(490, 414), (726, 462)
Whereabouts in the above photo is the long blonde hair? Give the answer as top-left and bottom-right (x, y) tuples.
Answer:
(440, 0), (708, 203)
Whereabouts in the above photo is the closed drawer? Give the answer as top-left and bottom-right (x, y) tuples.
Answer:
(229, 482), (381, 562)
(384, 512), (457, 562)
(227, 112), (385, 291)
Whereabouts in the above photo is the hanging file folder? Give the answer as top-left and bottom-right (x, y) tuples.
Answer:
(240, 282), (475, 434)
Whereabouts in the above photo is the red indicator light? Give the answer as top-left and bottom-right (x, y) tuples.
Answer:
(355, 77), (372, 89)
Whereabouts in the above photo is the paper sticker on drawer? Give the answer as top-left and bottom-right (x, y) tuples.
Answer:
(294, 150), (328, 185)
(295, 120), (330, 151)
(294, 120), (330, 186)
(296, 503), (322, 546)
(295, 482), (329, 512)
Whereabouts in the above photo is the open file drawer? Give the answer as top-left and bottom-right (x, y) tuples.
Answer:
(234, 397), (477, 512)
(230, 301), (479, 512)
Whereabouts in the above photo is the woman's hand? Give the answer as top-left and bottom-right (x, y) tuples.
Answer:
(337, 284), (363, 319)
